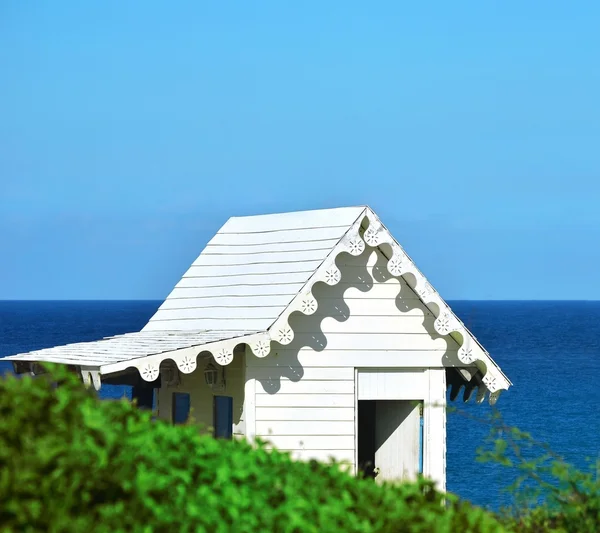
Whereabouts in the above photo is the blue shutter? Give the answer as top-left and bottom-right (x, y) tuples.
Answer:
(172, 392), (191, 425)
(213, 396), (233, 439)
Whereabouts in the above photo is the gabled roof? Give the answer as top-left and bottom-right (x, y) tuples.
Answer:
(3, 206), (511, 403)
(143, 206), (366, 332)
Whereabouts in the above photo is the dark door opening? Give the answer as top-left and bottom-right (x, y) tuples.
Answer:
(357, 400), (377, 477)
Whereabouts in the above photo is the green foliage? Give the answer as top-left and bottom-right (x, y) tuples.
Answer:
(0, 366), (505, 533)
(4, 366), (597, 532)
(475, 410), (600, 532)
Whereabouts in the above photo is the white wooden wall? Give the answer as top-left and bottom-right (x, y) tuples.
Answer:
(245, 248), (453, 483)
(157, 351), (246, 437)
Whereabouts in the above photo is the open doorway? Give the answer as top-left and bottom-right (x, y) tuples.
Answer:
(357, 400), (423, 482)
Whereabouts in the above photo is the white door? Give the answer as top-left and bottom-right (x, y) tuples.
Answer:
(374, 400), (421, 482)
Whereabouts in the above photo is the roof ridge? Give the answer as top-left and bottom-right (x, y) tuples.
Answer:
(227, 205), (368, 220)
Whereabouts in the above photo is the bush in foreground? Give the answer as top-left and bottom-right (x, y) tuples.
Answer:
(0, 366), (504, 533)
(476, 411), (600, 533)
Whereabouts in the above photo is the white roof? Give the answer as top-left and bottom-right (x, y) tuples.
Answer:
(4, 330), (258, 367)
(143, 206), (366, 332)
(2, 205), (511, 402)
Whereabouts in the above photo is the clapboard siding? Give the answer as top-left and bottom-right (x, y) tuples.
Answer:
(250, 247), (460, 471)
(280, 333), (451, 351)
(285, 449), (355, 465)
(251, 367), (355, 381)
(255, 393), (355, 407)
(249, 350), (460, 367)
(256, 421), (354, 435)
(256, 379), (355, 395)
(256, 407), (355, 421)
(264, 436), (355, 450)
(309, 302), (433, 317)
(144, 207), (365, 331)
(334, 285), (422, 299)
(290, 316), (435, 334)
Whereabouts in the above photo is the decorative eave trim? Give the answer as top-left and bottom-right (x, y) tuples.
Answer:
(363, 208), (511, 397)
(99, 332), (274, 385)
(80, 366), (102, 391)
(266, 207), (510, 404)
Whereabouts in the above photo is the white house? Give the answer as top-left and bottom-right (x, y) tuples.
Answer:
(4, 206), (511, 490)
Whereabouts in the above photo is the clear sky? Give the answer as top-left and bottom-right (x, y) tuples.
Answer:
(1, 1), (598, 300)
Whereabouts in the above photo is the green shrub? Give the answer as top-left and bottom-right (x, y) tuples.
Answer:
(0, 366), (505, 533)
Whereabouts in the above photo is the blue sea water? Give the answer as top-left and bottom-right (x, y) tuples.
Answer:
(1, 300), (599, 509)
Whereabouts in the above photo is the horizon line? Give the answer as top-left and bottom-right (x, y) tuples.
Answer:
(1, 298), (600, 303)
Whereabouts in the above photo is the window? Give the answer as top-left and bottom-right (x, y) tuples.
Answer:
(172, 392), (191, 425)
(213, 395), (233, 439)
(132, 385), (155, 411)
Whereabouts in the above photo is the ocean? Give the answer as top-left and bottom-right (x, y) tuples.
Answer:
(1, 300), (599, 510)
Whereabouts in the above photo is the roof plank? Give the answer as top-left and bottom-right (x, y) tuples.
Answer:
(206, 226), (355, 246)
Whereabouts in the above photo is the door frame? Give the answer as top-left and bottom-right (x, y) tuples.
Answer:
(354, 367), (446, 489)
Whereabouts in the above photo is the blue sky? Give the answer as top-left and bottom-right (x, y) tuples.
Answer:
(1, 1), (598, 300)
